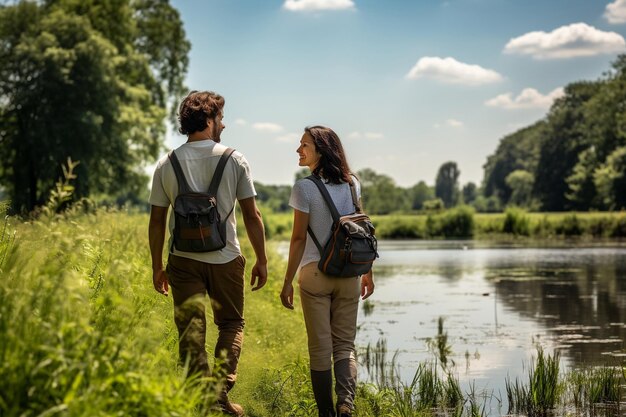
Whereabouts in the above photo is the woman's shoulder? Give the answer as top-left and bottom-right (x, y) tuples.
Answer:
(292, 177), (317, 194)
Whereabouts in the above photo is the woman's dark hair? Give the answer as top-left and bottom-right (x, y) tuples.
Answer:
(305, 125), (352, 184)
(178, 90), (225, 135)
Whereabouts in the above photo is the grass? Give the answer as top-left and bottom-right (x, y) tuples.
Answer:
(2, 204), (626, 416)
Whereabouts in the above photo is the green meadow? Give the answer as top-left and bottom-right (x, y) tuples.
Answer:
(263, 207), (626, 241)
(2, 205), (626, 416)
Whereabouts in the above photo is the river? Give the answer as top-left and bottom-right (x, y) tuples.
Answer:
(356, 239), (626, 414)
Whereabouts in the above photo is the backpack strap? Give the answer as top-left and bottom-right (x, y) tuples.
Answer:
(208, 147), (235, 196)
(168, 151), (192, 194)
(306, 175), (341, 221)
(349, 175), (362, 214)
(305, 175), (342, 255)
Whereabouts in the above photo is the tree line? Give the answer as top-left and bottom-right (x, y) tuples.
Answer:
(482, 55), (626, 212)
(0, 1), (624, 215)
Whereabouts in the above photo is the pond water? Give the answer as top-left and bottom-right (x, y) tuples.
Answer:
(356, 240), (626, 414)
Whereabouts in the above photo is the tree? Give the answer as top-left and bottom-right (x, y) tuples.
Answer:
(481, 121), (545, 207)
(254, 182), (291, 212)
(533, 81), (602, 211)
(357, 168), (409, 214)
(294, 168), (310, 182)
(461, 182), (478, 205)
(0, 0), (190, 211)
(410, 181), (434, 210)
(435, 161), (460, 208)
(594, 146), (626, 210)
(565, 147), (599, 209)
(505, 170), (534, 207)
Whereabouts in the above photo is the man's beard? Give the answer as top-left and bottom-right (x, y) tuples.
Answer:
(212, 123), (222, 143)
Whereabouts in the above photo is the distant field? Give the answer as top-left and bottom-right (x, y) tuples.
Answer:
(261, 208), (626, 240)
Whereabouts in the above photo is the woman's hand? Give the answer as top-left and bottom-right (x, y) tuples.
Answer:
(280, 280), (295, 310)
(360, 270), (375, 300)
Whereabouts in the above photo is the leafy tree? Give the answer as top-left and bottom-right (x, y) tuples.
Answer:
(410, 181), (434, 210)
(461, 182), (478, 205)
(357, 168), (409, 214)
(505, 170), (534, 208)
(254, 182), (291, 212)
(472, 195), (501, 213)
(435, 161), (460, 208)
(594, 146), (626, 210)
(482, 121), (544, 207)
(533, 81), (601, 211)
(294, 168), (310, 182)
(0, 0), (190, 211)
(565, 147), (599, 209)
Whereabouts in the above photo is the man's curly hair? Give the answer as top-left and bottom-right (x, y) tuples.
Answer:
(178, 91), (225, 135)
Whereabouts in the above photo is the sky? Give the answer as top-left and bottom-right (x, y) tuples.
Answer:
(166, 0), (626, 188)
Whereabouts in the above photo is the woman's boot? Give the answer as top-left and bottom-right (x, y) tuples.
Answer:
(334, 358), (357, 416)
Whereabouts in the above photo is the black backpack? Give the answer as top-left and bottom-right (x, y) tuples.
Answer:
(306, 175), (378, 277)
(168, 148), (235, 253)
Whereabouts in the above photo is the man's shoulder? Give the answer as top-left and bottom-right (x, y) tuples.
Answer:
(154, 152), (173, 171)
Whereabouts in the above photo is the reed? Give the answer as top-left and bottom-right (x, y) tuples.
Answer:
(505, 348), (562, 416)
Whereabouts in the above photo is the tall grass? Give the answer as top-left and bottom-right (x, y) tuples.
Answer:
(0, 209), (214, 416)
(506, 348), (561, 415)
(4, 200), (626, 416)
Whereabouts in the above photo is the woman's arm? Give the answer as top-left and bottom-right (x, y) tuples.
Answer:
(280, 208), (309, 309)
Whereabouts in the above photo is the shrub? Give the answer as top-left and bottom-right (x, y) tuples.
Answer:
(554, 214), (583, 236)
(610, 214), (626, 238)
(375, 216), (424, 239)
(436, 206), (475, 238)
(502, 207), (531, 236)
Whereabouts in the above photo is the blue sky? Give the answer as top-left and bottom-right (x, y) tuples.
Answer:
(167, 0), (626, 187)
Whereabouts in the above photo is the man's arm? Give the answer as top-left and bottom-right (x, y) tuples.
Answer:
(238, 197), (268, 291)
(149, 205), (169, 296)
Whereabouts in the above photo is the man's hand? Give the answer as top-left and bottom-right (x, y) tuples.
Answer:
(280, 280), (294, 310)
(360, 270), (375, 300)
(250, 261), (267, 291)
(153, 269), (169, 296)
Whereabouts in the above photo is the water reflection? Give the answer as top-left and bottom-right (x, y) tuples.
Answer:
(356, 240), (626, 410)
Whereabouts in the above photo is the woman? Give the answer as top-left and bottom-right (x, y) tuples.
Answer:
(280, 126), (375, 417)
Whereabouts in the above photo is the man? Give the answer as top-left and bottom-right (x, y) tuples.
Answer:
(148, 90), (267, 416)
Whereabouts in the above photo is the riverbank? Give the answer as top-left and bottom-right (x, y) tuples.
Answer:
(261, 208), (626, 241)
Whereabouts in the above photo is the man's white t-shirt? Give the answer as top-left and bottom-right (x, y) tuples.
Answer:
(149, 140), (256, 264)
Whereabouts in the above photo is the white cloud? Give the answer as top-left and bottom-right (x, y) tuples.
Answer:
(405, 56), (503, 86)
(283, 0), (355, 12)
(365, 132), (384, 139)
(275, 132), (300, 143)
(433, 119), (464, 128)
(346, 131), (384, 140)
(485, 87), (564, 109)
(605, 0), (626, 24)
(252, 122), (284, 133)
(234, 118), (247, 126)
(503, 23), (626, 59)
